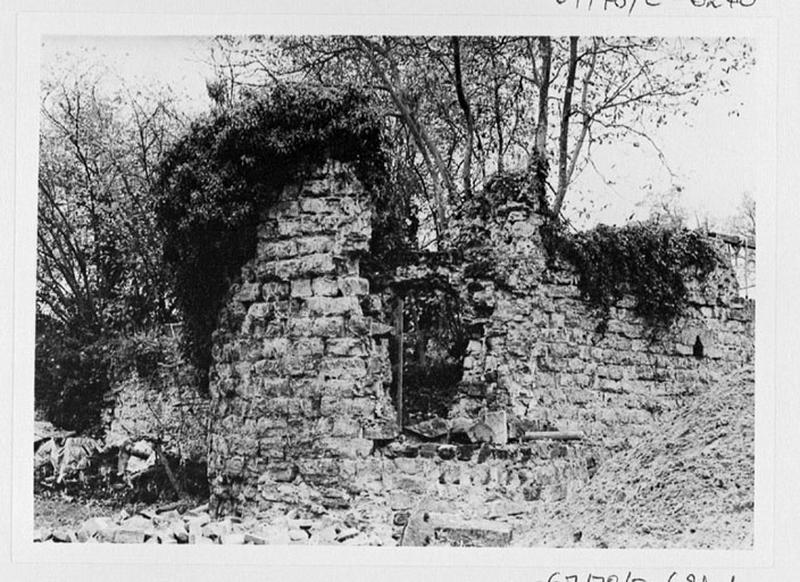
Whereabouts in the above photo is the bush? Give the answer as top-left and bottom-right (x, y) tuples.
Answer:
(111, 329), (182, 385)
(154, 83), (387, 391)
(35, 315), (110, 434)
(543, 220), (722, 330)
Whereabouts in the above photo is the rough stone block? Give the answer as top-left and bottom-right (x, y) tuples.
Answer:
(113, 529), (147, 544)
(262, 338), (290, 359)
(299, 197), (334, 214)
(235, 282), (262, 303)
(262, 281), (290, 299)
(296, 235), (333, 255)
(261, 254), (336, 279)
(310, 316), (344, 337)
(320, 437), (373, 459)
(325, 338), (366, 357)
(293, 337), (325, 356)
(400, 511), (434, 546)
(277, 218), (303, 237)
(320, 356), (368, 379)
(290, 279), (313, 297)
(428, 514), (512, 547)
(78, 517), (115, 541)
(259, 240), (297, 260)
(331, 416), (361, 437)
(307, 296), (360, 316)
(393, 475), (430, 495)
(484, 411), (508, 445)
(338, 276), (370, 296)
(363, 418), (399, 440)
(312, 276), (339, 296)
(406, 417), (449, 440)
(467, 421), (494, 444)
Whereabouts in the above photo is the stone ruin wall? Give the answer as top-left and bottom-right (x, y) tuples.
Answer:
(201, 160), (754, 512)
(452, 198), (755, 458)
(207, 161), (399, 509)
(104, 372), (210, 463)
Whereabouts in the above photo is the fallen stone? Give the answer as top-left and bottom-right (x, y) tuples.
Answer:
(363, 419), (400, 440)
(138, 509), (158, 520)
(406, 417), (449, 440)
(428, 514), (513, 547)
(486, 500), (528, 519)
(467, 421), (495, 444)
(120, 514), (154, 534)
(289, 528), (309, 542)
(157, 530), (178, 544)
(484, 411), (508, 445)
(185, 513), (211, 529)
(400, 512), (434, 547)
(155, 509), (181, 525)
(244, 533), (267, 545)
(78, 516), (115, 541)
(388, 491), (413, 510)
(221, 533), (246, 545)
(334, 527), (360, 542)
(260, 524), (291, 545)
(52, 529), (76, 543)
(288, 518), (314, 530)
(450, 417), (474, 435)
(312, 525), (341, 544)
(171, 521), (189, 543)
(393, 475), (429, 495)
(341, 532), (369, 545)
(113, 529), (146, 544)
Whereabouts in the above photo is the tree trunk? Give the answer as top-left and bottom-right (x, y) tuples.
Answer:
(552, 37), (579, 219)
(451, 36), (474, 198)
(531, 36), (552, 214)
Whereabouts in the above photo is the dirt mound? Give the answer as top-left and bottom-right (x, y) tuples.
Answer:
(515, 365), (754, 549)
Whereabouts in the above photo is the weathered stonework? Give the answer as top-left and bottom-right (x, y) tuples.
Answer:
(204, 161), (754, 515)
(451, 193), (755, 456)
(104, 346), (210, 463)
(207, 161), (397, 510)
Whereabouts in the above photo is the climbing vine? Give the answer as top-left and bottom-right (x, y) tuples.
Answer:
(543, 220), (722, 330)
(154, 84), (387, 391)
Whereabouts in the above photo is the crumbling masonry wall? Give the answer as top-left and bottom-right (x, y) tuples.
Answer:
(207, 161), (398, 509)
(205, 162), (754, 513)
(453, 195), (755, 455)
(104, 372), (210, 463)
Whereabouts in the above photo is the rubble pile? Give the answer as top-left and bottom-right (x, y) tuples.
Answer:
(513, 365), (754, 549)
(34, 490), (523, 546)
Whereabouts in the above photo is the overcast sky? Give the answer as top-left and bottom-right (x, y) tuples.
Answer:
(42, 35), (761, 231)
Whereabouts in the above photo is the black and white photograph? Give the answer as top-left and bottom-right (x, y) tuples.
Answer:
(27, 30), (763, 553)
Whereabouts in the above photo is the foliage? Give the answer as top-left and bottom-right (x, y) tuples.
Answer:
(455, 170), (540, 248)
(544, 220), (722, 330)
(208, 35), (754, 243)
(154, 83), (387, 390)
(35, 315), (110, 434)
(36, 59), (186, 431)
(111, 329), (182, 385)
